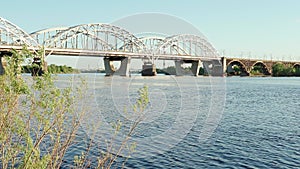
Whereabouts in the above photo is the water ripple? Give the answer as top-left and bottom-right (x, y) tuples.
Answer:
(56, 76), (300, 168)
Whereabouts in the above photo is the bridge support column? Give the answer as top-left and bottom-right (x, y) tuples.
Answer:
(221, 57), (227, 74)
(191, 60), (201, 76)
(142, 62), (157, 76)
(104, 57), (131, 76)
(202, 60), (223, 76)
(104, 57), (115, 76)
(115, 57), (131, 76)
(175, 60), (201, 76)
(175, 60), (185, 76)
(31, 58), (46, 76)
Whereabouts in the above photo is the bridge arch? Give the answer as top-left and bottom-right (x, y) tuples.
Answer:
(155, 34), (219, 59)
(32, 23), (147, 54)
(226, 60), (248, 76)
(293, 63), (300, 69)
(137, 35), (165, 62)
(250, 61), (271, 75)
(30, 27), (69, 44)
(293, 63), (300, 76)
(0, 17), (38, 47)
(154, 34), (221, 76)
(139, 36), (164, 52)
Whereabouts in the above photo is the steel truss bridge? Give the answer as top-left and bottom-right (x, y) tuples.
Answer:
(0, 17), (223, 76)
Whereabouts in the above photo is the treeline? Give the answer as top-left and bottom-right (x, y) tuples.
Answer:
(272, 63), (300, 77)
(22, 64), (79, 74)
(157, 66), (206, 75)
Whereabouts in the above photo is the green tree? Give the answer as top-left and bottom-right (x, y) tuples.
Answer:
(272, 63), (294, 76)
(250, 65), (264, 75)
(284, 66), (293, 76)
(293, 66), (300, 76)
(272, 63), (285, 76)
(230, 65), (241, 75)
(46, 64), (78, 74)
(162, 66), (176, 75)
(0, 46), (147, 168)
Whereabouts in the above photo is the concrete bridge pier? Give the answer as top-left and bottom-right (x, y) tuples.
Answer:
(191, 60), (201, 76)
(221, 57), (227, 74)
(175, 60), (201, 76)
(175, 60), (185, 76)
(141, 62), (157, 76)
(104, 57), (131, 76)
(202, 60), (223, 76)
(31, 57), (46, 76)
(115, 57), (131, 76)
(104, 57), (115, 76)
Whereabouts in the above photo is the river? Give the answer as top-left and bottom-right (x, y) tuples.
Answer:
(56, 74), (299, 168)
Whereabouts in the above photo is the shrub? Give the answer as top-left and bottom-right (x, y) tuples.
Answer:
(272, 63), (294, 76)
(0, 47), (147, 168)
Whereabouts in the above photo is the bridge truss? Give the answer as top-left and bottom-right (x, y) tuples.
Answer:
(0, 17), (220, 61)
(155, 34), (219, 60)
(0, 17), (38, 47)
(0, 17), (222, 76)
(30, 23), (149, 58)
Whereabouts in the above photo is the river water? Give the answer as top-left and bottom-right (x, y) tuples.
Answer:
(56, 74), (299, 168)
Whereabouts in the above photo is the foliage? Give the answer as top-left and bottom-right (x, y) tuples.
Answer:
(250, 65), (265, 75)
(293, 65), (300, 76)
(272, 63), (294, 76)
(22, 64), (79, 74)
(0, 46), (147, 168)
(232, 65), (241, 75)
(159, 66), (176, 75)
(158, 66), (206, 75)
(0, 47), (85, 168)
(232, 65), (240, 72)
(227, 65), (242, 76)
(47, 64), (79, 74)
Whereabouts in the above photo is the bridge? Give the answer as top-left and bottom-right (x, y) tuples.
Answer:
(222, 57), (300, 76)
(0, 17), (222, 76)
(1, 17), (299, 77)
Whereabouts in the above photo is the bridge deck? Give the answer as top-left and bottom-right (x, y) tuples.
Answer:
(0, 45), (219, 61)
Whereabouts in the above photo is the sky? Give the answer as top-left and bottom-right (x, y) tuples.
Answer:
(1, 0), (300, 69)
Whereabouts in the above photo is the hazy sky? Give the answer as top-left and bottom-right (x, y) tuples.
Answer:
(1, 0), (300, 69)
